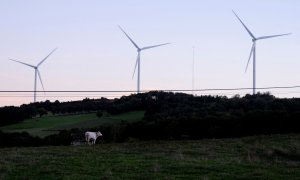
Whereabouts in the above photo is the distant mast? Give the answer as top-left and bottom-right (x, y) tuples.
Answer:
(192, 46), (195, 96)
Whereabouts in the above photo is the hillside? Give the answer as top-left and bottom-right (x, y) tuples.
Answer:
(1, 91), (300, 144)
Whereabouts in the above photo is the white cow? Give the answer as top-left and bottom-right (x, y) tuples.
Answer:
(85, 131), (103, 145)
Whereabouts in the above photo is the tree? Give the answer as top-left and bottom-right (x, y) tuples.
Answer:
(37, 108), (48, 117)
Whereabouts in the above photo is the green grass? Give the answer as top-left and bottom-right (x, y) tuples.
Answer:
(0, 134), (300, 179)
(0, 111), (145, 137)
(100, 111), (145, 124)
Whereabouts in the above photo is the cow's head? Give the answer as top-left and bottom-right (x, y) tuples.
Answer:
(96, 131), (103, 137)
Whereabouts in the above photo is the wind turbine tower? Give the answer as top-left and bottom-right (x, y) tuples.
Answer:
(233, 10), (291, 95)
(119, 26), (170, 93)
(9, 48), (57, 102)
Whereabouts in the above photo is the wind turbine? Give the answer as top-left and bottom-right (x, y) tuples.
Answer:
(118, 26), (170, 93)
(232, 10), (291, 95)
(9, 48), (57, 102)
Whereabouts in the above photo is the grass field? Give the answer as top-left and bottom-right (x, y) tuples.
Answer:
(0, 134), (300, 179)
(0, 111), (145, 137)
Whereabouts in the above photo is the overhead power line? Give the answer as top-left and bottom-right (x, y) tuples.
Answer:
(1, 85), (300, 93)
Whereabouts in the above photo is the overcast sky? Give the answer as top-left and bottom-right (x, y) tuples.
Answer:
(0, 0), (299, 106)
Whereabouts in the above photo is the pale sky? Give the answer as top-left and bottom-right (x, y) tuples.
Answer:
(0, 0), (299, 106)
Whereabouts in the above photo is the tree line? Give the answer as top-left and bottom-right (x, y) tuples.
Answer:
(96, 91), (300, 141)
(0, 97), (112, 126)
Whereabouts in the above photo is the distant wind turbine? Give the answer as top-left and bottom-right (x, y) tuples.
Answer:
(118, 26), (170, 93)
(9, 48), (57, 102)
(233, 10), (291, 95)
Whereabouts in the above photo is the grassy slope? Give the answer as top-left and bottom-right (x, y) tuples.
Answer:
(0, 111), (145, 137)
(0, 134), (300, 179)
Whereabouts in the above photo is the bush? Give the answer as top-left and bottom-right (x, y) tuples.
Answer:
(43, 130), (72, 146)
(0, 130), (43, 147)
(96, 110), (103, 118)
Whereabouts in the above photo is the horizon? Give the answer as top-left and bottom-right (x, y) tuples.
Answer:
(1, 89), (298, 108)
(1, 0), (299, 106)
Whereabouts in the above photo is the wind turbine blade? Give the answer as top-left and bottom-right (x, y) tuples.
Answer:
(232, 10), (256, 39)
(141, 43), (170, 51)
(256, 33), (292, 40)
(132, 53), (140, 79)
(118, 26), (140, 50)
(37, 69), (45, 93)
(37, 48), (57, 67)
(245, 43), (255, 72)
(9, 59), (35, 68)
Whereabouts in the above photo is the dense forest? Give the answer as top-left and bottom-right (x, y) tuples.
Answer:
(1, 91), (300, 146)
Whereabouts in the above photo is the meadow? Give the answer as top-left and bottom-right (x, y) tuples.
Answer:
(0, 134), (300, 179)
(0, 111), (145, 137)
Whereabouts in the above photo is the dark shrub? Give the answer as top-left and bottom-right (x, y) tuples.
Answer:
(43, 130), (72, 146)
(96, 110), (103, 118)
(0, 130), (43, 147)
